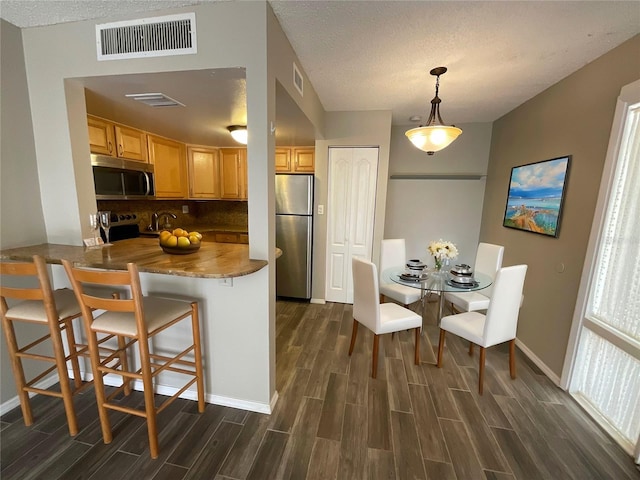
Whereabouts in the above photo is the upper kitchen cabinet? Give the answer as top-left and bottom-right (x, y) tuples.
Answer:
(188, 146), (220, 199)
(87, 115), (147, 162)
(219, 148), (247, 200)
(148, 134), (187, 199)
(275, 148), (292, 172)
(275, 147), (315, 173)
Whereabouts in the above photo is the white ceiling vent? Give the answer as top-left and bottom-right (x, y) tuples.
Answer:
(96, 13), (196, 61)
(125, 93), (185, 107)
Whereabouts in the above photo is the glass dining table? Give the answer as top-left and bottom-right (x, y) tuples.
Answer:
(382, 266), (492, 329)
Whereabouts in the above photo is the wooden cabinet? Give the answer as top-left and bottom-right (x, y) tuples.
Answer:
(201, 231), (248, 244)
(87, 115), (147, 162)
(275, 148), (292, 172)
(219, 148), (247, 200)
(148, 134), (187, 198)
(188, 146), (220, 199)
(88, 116), (115, 155)
(275, 146), (315, 173)
(292, 147), (315, 173)
(114, 125), (147, 161)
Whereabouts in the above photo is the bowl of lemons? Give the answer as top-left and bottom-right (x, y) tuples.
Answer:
(159, 228), (203, 254)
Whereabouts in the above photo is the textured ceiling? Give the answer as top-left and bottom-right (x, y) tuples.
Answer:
(1, 0), (639, 138)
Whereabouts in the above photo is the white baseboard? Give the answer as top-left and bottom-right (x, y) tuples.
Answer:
(0, 373), (60, 417)
(1, 369), (278, 418)
(515, 338), (562, 387)
(310, 298), (326, 304)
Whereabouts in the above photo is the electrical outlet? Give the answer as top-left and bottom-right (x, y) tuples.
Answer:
(182, 205), (189, 213)
(318, 205), (324, 215)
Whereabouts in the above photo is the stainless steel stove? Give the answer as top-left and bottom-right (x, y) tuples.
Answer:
(100, 211), (141, 242)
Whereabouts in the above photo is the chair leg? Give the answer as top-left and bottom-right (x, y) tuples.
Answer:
(63, 317), (83, 389)
(90, 331), (113, 445)
(509, 339), (517, 379)
(1, 318), (33, 426)
(117, 335), (132, 396)
(468, 343), (474, 355)
(414, 327), (420, 365)
(371, 334), (380, 379)
(437, 329), (446, 367)
(49, 318), (79, 436)
(348, 320), (359, 356)
(478, 347), (486, 395)
(191, 302), (205, 413)
(138, 336), (159, 459)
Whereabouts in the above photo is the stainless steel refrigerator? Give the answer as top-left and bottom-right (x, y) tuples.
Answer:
(276, 174), (314, 299)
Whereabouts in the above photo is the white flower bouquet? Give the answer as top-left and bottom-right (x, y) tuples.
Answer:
(427, 239), (458, 270)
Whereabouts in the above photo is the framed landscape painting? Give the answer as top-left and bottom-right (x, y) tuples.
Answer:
(502, 155), (571, 238)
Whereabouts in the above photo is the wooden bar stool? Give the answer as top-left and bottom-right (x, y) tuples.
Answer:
(62, 260), (205, 459)
(0, 255), (121, 436)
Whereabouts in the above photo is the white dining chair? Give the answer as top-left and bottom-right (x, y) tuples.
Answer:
(437, 264), (527, 394)
(379, 239), (422, 307)
(349, 257), (422, 378)
(445, 242), (504, 314)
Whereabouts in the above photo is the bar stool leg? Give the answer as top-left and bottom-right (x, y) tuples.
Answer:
(1, 318), (34, 426)
(49, 319), (79, 436)
(190, 303), (205, 413)
(63, 317), (83, 389)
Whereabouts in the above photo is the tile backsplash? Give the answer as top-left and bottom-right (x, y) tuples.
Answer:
(96, 200), (248, 231)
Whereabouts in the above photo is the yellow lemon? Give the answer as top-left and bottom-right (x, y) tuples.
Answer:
(165, 235), (178, 248)
(188, 235), (201, 245)
(172, 228), (185, 237)
(177, 236), (191, 248)
(190, 231), (203, 240)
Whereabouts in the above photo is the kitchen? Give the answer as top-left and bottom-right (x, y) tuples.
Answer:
(84, 68), (315, 258)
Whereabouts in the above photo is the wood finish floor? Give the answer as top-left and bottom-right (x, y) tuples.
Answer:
(1, 298), (638, 480)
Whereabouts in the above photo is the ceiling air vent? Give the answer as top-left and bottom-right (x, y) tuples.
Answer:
(125, 93), (185, 107)
(96, 13), (196, 61)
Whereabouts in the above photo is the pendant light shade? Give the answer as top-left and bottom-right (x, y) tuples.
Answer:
(227, 125), (247, 144)
(405, 67), (462, 155)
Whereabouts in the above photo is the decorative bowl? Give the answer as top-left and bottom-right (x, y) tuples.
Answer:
(160, 243), (201, 255)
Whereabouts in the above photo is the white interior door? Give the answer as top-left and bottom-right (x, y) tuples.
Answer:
(564, 79), (640, 463)
(326, 147), (379, 303)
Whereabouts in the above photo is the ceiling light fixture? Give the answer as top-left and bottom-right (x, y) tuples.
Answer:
(227, 125), (247, 145)
(405, 67), (462, 155)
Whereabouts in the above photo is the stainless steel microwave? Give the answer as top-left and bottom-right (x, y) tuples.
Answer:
(91, 154), (155, 200)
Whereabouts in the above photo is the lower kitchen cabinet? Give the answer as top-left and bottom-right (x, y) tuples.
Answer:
(202, 231), (249, 244)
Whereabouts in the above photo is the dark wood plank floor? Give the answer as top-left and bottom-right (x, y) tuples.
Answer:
(2, 299), (638, 479)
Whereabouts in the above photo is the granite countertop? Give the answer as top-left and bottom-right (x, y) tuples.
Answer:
(0, 238), (275, 279)
(140, 225), (248, 237)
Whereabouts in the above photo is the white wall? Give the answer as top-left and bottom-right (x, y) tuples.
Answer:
(384, 123), (493, 267)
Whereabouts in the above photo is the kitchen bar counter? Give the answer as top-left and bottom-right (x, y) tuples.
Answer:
(0, 238), (272, 278)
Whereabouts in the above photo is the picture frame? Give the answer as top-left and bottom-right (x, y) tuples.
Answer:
(502, 155), (571, 238)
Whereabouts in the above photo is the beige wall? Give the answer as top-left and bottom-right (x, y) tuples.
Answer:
(480, 34), (640, 378)
(0, 19), (49, 405)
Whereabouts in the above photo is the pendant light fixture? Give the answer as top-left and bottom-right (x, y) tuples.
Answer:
(405, 67), (462, 155)
(227, 125), (247, 145)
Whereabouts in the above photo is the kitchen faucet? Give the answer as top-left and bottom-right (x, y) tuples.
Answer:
(151, 211), (177, 231)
